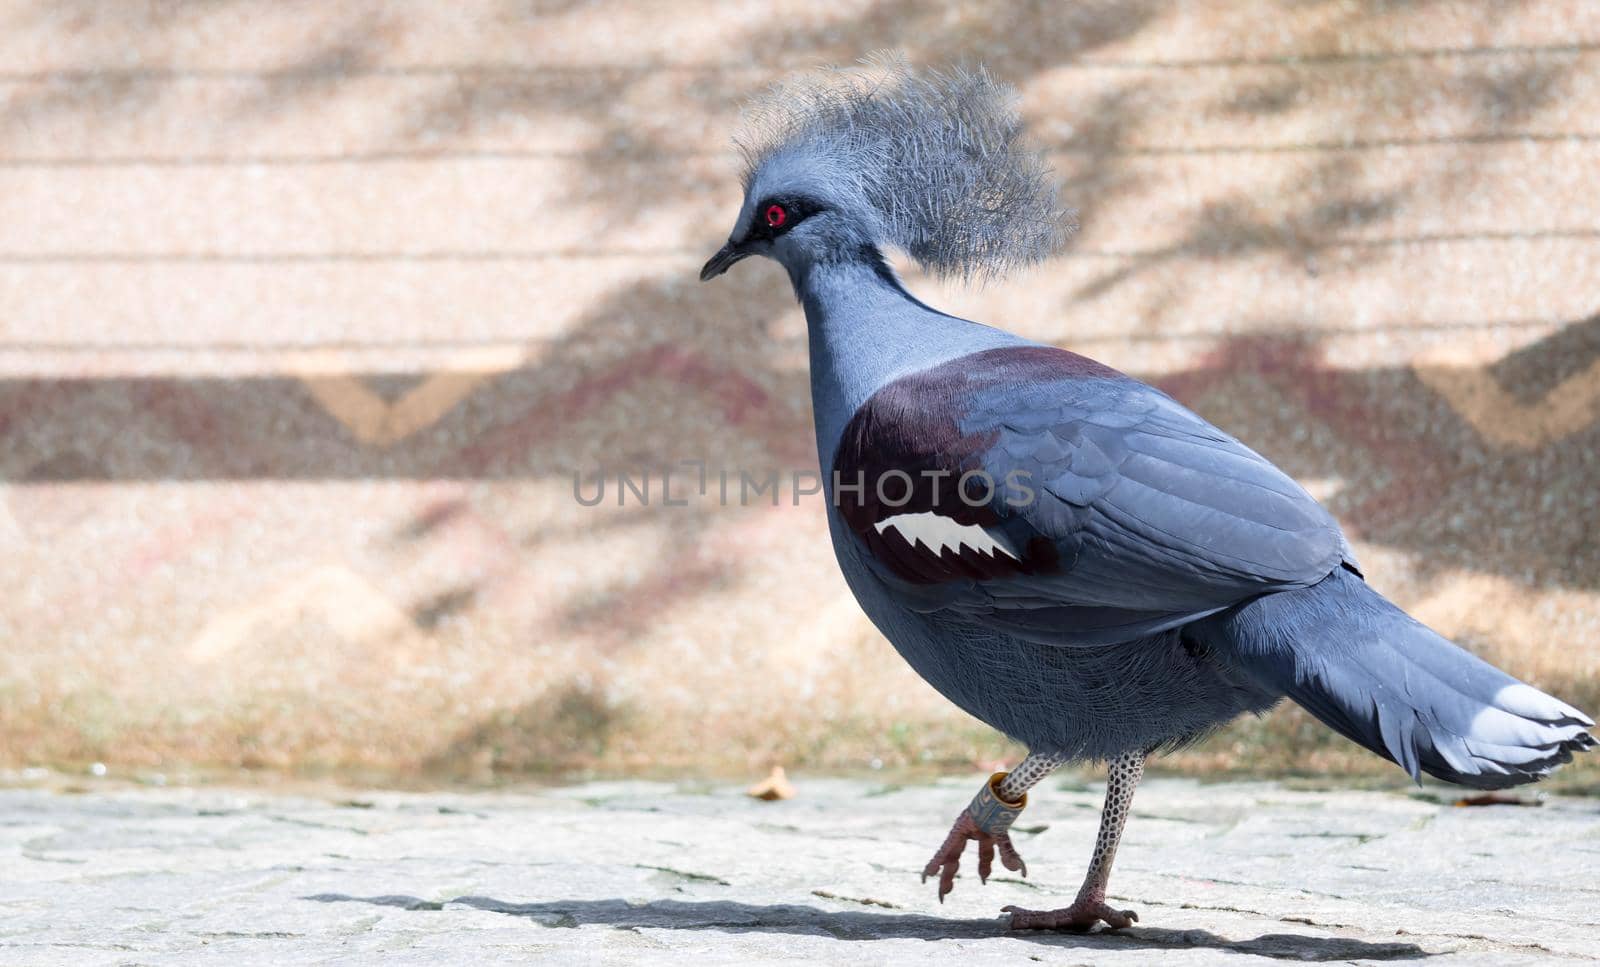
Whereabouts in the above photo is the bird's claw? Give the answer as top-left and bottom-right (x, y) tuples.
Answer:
(1003, 899), (1139, 932)
(921, 811), (1026, 902)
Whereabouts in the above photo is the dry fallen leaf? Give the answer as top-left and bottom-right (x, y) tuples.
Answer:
(747, 766), (796, 801)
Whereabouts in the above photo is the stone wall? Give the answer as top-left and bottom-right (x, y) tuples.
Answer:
(2, 1), (1597, 780)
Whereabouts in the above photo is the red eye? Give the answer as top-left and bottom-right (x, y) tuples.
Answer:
(764, 204), (788, 228)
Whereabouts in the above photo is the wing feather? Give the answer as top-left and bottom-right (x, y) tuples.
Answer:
(831, 346), (1349, 645)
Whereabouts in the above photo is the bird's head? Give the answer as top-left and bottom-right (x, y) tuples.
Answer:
(700, 55), (1073, 286)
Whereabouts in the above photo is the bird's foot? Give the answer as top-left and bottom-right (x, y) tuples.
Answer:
(920, 810), (1027, 902)
(1003, 898), (1139, 932)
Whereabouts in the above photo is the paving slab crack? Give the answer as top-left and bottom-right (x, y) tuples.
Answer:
(634, 864), (731, 886)
(810, 889), (901, 909)
(266, 814), (371, 835)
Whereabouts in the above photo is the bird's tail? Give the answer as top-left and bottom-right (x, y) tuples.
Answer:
(1199, 567), (1595, 788)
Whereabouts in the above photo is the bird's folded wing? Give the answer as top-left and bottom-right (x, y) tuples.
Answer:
(832, 347), (1351, 646)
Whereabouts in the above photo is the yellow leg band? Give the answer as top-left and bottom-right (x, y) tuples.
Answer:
(968, 771), (1027, 835)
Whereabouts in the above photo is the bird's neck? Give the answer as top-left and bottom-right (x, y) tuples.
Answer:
(792, 249), (1025, 463)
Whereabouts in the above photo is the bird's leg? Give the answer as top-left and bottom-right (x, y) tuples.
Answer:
(921, 752), (1065, 902)
(1005, 750), (1147, 931)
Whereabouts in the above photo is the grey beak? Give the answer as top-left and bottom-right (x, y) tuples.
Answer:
(699, 241), (750, 281)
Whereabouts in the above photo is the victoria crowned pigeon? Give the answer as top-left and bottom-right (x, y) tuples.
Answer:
(699, 59), (1595, 931)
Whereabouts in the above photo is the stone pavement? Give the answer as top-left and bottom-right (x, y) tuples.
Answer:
(2, 775), (1597, 965)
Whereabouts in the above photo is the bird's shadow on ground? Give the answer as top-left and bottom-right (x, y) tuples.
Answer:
(306, 893), (1428, 961)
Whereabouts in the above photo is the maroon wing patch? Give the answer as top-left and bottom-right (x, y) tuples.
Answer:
(829, 347), (1111, 584)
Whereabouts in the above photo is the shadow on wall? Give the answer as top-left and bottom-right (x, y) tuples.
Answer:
(426, 683), (630, 775)
(5, 304), (1598, 593)
(10, 0), (1574, 246)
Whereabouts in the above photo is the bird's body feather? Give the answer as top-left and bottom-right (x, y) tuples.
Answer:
(800, 258), (1281, 757)
(801, 255), (1591, 774)
(704, 58), (1592, 785)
